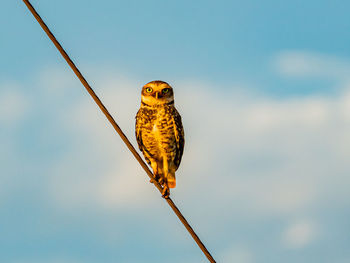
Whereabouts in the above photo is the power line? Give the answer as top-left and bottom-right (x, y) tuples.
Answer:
(22, 1), (216, 262)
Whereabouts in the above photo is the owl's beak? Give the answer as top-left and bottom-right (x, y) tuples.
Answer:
(155, 92), (159, 99)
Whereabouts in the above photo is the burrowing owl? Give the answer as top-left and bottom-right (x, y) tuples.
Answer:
(135, 80), (184, 198)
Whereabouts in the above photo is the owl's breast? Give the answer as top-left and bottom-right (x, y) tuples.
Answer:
(140, 107), (177, 161)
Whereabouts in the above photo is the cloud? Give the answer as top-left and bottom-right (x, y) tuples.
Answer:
(0, 82), (32, 201)
(0, 82), (31, 125)
(273, 50), (350, 82)
(12, 260), (83, 263)
(41, 63), (350, 222)
(45, 73), (157, 211)
(3, 52), (350, 262)
(31, 65), (349, 263)
(283, 220), (318, 249)
(219, 245), (254, 263)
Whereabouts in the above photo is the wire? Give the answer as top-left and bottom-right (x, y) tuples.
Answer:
(22, 1), (216, 262)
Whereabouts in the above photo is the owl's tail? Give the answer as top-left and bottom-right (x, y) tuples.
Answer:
(167, 172), (176, 188)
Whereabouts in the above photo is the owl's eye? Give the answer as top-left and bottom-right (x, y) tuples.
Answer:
(162, 88), (170, 94)
(145, 87), (153, 93)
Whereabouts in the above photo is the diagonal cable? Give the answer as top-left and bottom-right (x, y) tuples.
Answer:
(22, 1), (216, 262)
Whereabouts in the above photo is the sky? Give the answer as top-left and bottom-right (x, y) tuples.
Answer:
(1, 0), (350, 262)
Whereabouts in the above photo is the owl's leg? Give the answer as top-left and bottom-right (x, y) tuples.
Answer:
(161, 155), (170, 198)
(150, 161), (160, 184)
(150, 161), (166, 186)
(158, 176), (165, 185)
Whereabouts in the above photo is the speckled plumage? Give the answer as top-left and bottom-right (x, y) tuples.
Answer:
(135, 81), (184, 197)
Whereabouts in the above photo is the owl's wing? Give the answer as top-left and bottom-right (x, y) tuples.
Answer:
(173, 108), (185, 169)
(135, 109), (152, 166)
(135, 109), (144, 152)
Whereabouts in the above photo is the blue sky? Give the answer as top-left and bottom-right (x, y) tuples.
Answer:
(1, 0), (350, 262)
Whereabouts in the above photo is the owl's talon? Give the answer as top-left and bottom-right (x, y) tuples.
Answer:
(162, 185), (170, 198)
(150, 176), (160, 184)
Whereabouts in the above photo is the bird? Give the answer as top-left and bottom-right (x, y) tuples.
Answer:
(135, 80), (184, 198)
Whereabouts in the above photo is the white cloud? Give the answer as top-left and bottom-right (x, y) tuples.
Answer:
(4, 52), (350, 262)
(273, 50), (350, 82)
(12, 259), (83, 263)
(0, 82), (30, 125)
(95, 156), (157, 208)
(220, 245), (254, 263)
(45, 73), (158, 211)
(283, 220), (318, 249)
(42, 63), (350, 224)
(0, 82), (32, 202)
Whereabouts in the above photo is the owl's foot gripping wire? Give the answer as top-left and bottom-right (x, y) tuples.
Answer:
(149, 174), (164, 185)
(149, 173), (169, 197)
(162, 184), (170, 198)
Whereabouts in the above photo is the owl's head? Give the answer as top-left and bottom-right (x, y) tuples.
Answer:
(141, 80), (174, 106)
